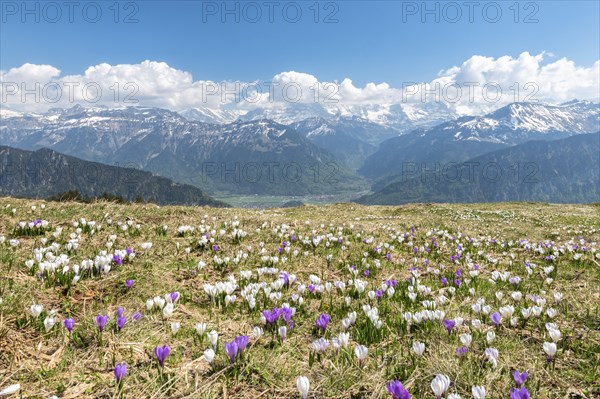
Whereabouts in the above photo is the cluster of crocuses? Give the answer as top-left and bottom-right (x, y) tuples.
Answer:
(224, 335), (249, 363)
(7, 205), (599, 399)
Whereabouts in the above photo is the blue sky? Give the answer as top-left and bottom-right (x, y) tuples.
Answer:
(1, 0), (599, 86)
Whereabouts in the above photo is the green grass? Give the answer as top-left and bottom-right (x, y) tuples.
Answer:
(0, 198), (598, 399)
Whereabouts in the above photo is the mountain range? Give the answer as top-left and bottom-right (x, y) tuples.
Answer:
(1, 100), (598, 204)
(357, 133), (600, 205)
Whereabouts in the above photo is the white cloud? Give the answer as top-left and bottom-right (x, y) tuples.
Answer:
(1, 52), (598, 115)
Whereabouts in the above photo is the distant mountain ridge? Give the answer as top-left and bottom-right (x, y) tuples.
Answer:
(357, 133), (600, 205)
(359, 101), (600, 184)
(0, 145), (229, 206)
(0, 107), (367, 195)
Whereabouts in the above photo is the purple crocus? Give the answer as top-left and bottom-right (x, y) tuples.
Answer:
(112, 255), (122, 266)
(315, 313), (331, 332)
(116, 307), (125, 317)
(491, 312), (502, 326)
(212, 244), (219, 251)
(375, 289), (384, 300)
(454, 278), (461, 287)
(386, 380), (410, 399)
(512, 370), (528, 388)
(225, 340), (238, 363)
(170, 291), (179, 303)
(364, 269), (370, 277)
(126, 247), (133, 255)
(440, 277), (448, 286)
(131, 312), (142, 321)
(154, 344), (170, 367)
(125, 279), (135, 289)
(96, 315), (109, 332)
(117, 316), (127, 331)
(63, 318), (74, 333)
(455, 346), (469, 357)
(510, 388), (530, 399)
(443, 319), (455, 334)
(235, 335), (249, 354)
(114, 363), (127, 383)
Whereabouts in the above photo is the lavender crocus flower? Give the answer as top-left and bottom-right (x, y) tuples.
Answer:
(63, 318), (74, 333)
(154, 344), (170, 367)
(386, 380), (410, 399)
(114, 363), (127, 383)
(170, 291), (179, 303)
(125, 279), (135, 289)
(315, 313), (331, 332)
(116, 307), (125, 318)
(112, 255), (122, 266)
(235, 335), (249, 354)
(455, 346), (469, 357)
(510, 388), (530, 399)
(491, 312), (502, 326)
(131, 312), (142, 321)
(225, 340), (238, 363)
(96, 315), (109, 332)
(443, 319), (455, 334)
(117, 316), (127, 330)
(512, 370), (528, 387)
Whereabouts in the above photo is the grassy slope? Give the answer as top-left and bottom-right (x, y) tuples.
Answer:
(0, 199), (598, 399)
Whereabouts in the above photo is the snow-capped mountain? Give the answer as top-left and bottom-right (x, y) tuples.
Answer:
(178, 107), (247, 124)
(290, 116), (399, 169)
(237, 101), (457, 132)
(359, 101), (600, 182)
(447, 101), (599, 143)
(0, 106), (366, 195)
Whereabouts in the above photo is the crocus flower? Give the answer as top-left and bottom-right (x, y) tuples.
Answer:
(116, 307), (125, 318)
(386, 380), (410, 399)
(44, 316), (55, 332)
(132, 312), (142, 321)
(117, 316), (127, 331)
(203, 348), (215, 364)
(235, 335), (249, 354)
(543, 342), (557, 360)
(412, 341), (425, 356)
(510, 388), (530, 399)
(96, 315), (109, 332)
(278, 326), (287, 342)
(512, 370), (528, 387)
(354, 345), (368, 364)
(455, 346), (469, 357)
(472, 386), (485, 399)
(170, 291), (179, 303)
(225, 340), (239, 363)
(490, 312), (501, 326)
(112, 255), (122, 266)
(154, 344), (170, 367)
(114, 363), (127, 383)
(297, 376), (310, 399)
(63, 318), (74, 333)
(208, 330), (219, 349)
(125, 279), (135, 289)
(315, 313), (331, 332)
(431, 374), (450, 399)
(443, 319), (455, 334)
(30, 304), (43, 317)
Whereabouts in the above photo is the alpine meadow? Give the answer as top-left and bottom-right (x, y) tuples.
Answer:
(0, 1), (599, 398)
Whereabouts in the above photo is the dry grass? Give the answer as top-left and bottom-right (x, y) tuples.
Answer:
(0, 198), (599, 399)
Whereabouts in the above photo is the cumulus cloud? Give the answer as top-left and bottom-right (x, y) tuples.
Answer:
(1, 52), (598, 115)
